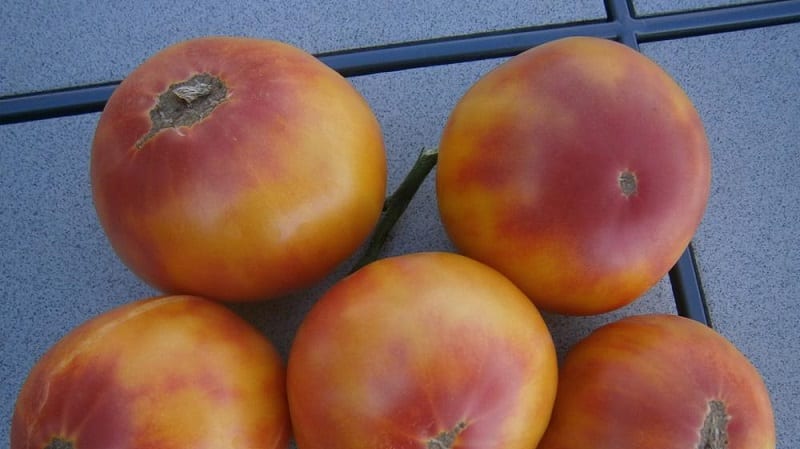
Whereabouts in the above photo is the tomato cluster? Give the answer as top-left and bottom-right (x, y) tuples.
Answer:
(11, 36), (774, 449)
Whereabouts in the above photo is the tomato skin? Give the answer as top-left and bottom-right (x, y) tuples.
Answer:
(537, 314), (775, 449)
(91, 36), (386, 302)
(10, 296), (290, 449)
(436, 36), (711, 315)
(286, 252), (558, 449)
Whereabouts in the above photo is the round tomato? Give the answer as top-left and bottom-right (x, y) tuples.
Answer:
(537, 314), (775, 449)
(11, 295), (290, 449)
(436, 36), (711, 315)
(286, 252), (558, 449)
(91, 36), (386, 302)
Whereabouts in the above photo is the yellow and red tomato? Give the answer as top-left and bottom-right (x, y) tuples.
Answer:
(286, 252), (558, 449)
(91, 36), (386, 302)
(437, 36), (711, 315)
(11, 295), (290, 449)
(537, 314), (775, 449)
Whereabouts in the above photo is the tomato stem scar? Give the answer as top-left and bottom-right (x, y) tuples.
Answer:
(698, 400), (729, 449)
(618, 170), (638, 197)
(135, 72), (227, 149)
(350, 147), (439, 273)
(428, 421), (468, 449)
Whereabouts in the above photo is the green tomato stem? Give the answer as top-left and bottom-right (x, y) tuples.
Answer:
(350, 147), (439, 273)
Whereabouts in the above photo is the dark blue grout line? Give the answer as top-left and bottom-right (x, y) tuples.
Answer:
(0, 21), (618, 125)
(636, 0), (800, 42)
(2, 1), (799, 124)
(670, 246), (713, 327)
(605, 0), (639, 47)
(318, 20), (616, 76)
(0, 82), (117, 125)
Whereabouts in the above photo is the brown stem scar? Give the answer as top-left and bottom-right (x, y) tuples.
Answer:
(135, 73), (227, 149)
(618, 170), (638, 197)
(698, 399), (729, 449)
(428, 421), (468, 449)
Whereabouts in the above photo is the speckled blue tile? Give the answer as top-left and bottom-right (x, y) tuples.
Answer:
(5, 2), (796, 445)
(642, 22), (800, 448)
(632, 0), (769, 16)
(0, 0), (606, 96)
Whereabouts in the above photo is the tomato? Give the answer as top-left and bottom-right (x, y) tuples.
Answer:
(286, 252), (558, 449)
(91, 36), (386, 302)
(436, 36), (711, 315)
(10, 295), (290, 449)
(537, 314), (775, 449)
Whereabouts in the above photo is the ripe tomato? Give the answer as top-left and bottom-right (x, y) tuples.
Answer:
(537, 314), (775, 449)
(286, 252), (558, 449)
(91, 36), (386, 302)
(11, 295), (290, 449)
(436, 36), (711, 315)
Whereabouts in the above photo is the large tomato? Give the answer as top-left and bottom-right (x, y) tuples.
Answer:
(91, 36), (386, 302)
(11, 295), (290, 449)
(436, 36), (711, 315)
(286, 252), (558, 449)
(537, 314), (775, 449)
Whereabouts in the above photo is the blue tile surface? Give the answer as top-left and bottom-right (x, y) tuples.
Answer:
(633, 0), (770, 16)
(0, 0), (605, 96)
(2, 1), (799, 448)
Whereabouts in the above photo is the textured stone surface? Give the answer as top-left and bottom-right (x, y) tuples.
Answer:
(0, 0), (605, 96)
(633, 0), (769, 16)
(2, 1), (797, 447)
